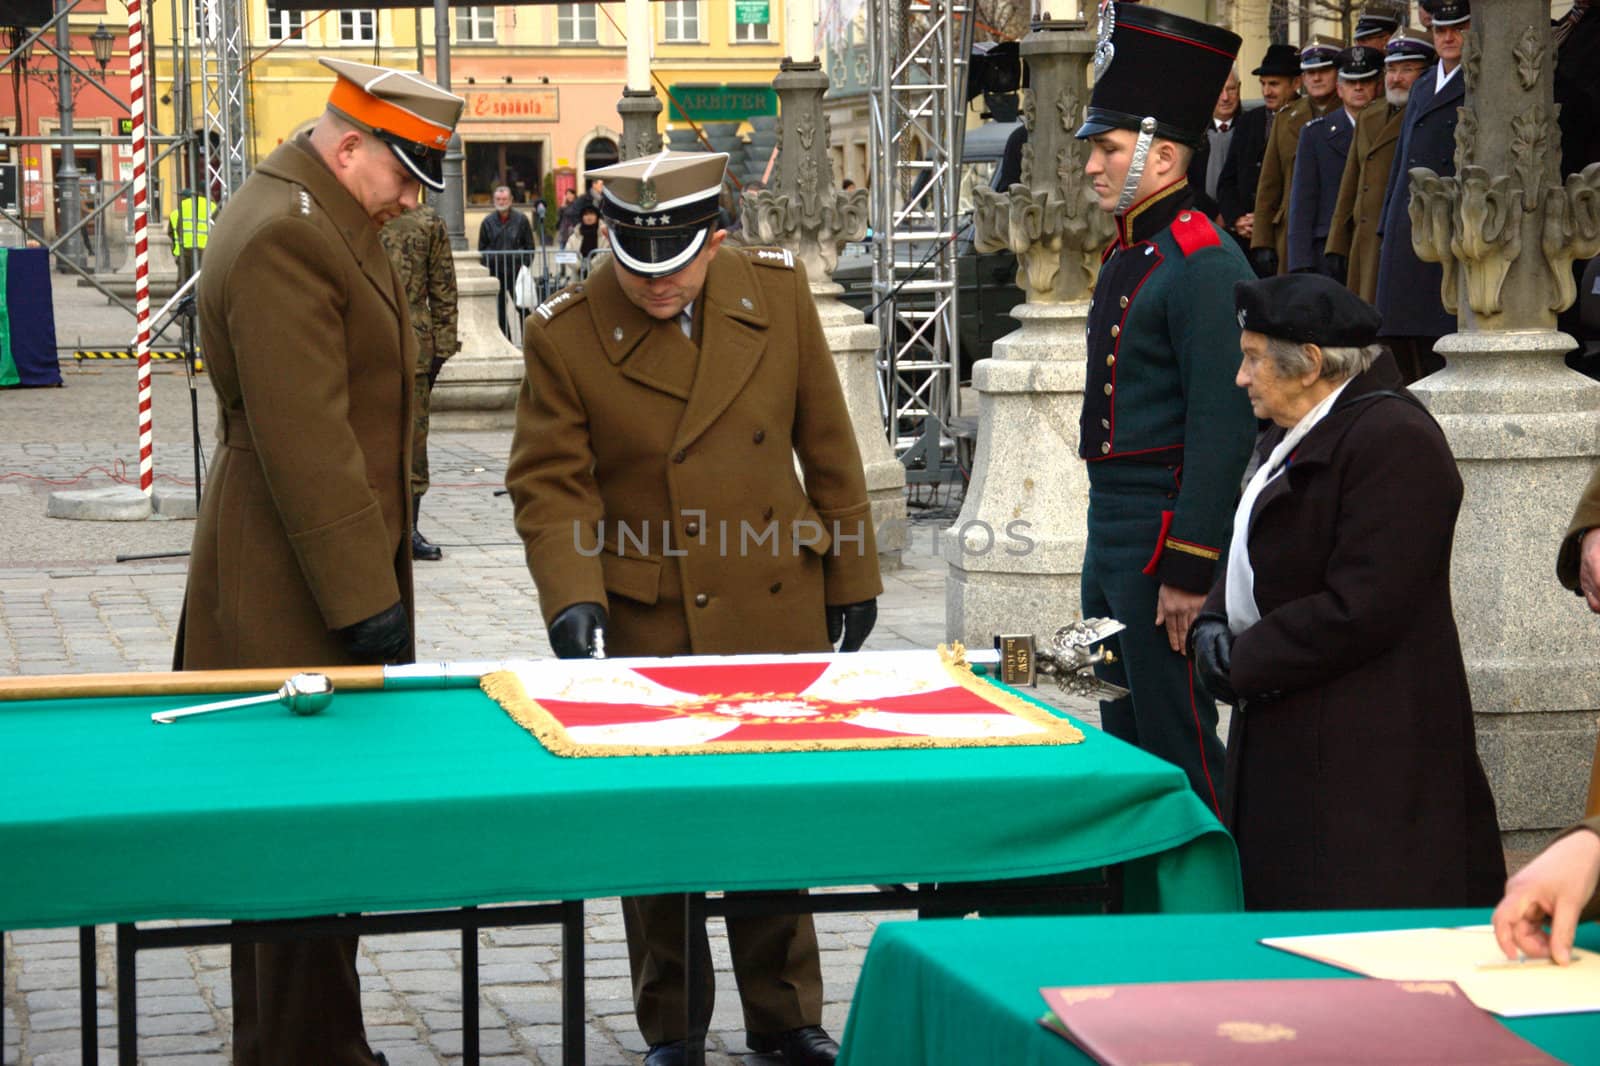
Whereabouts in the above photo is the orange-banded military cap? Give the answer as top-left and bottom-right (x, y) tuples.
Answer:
(589, 150), (730, 277)
(320, 57), (465, 192)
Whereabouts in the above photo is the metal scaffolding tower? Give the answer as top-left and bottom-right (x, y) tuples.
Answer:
(867, 0), (974, 483)
(192, 0), (250, 203)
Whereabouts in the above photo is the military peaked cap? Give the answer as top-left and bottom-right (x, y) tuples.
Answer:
(1354, 6), (1400, 38)
(1422, 0), (1471, 26)
(321, 58), (464, 192)
(1234, 273), (1383, 347)
(1299, 42), (1341, 70)
(1385, 34), (1437, 63)
(588, 150), (729, 278)
(1076, 2), (1243, 149)
(1337, 46), (1384, 80)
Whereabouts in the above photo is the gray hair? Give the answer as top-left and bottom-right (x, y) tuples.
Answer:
(1264, 337), (1383, 382)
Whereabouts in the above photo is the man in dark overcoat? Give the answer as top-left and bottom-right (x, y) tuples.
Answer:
(1218, 44), (1302, 264)
(1286, 46), (1381, 275)
(175, 58), (464, 1065)
(1374, 0), (1469, 382)
(1192, 274), (1504, 911)
(1250, 42), (1341, 277)
(1075, 3), (1258, 816)
(477, 184), (535, 334)
(1325, 35), (1435, 302)
(506, 151), (880, 1066)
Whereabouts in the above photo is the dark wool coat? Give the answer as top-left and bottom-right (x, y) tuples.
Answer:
(1252, 96), (1336, 269)
(178, 135), (415, 670)
(507, 246), (882, 658)
(1202, 353), (1505, 911)
(1375, 63), (1464, 339)
(1286, 107), (1354, 273)
(1218, 104), (1271, 230)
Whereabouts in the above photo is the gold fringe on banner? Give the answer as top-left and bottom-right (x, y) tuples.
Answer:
(479, 650), (1084, 758)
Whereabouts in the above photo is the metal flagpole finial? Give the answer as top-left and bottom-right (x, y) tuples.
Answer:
(993, 618), (1128, 701)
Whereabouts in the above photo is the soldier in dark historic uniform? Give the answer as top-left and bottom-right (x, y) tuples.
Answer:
(1251, 42), (1341, 277)
(177, 57), (464, 1066)
(379, 202), (459, 561)
(1075, 2), (1259, 814)
(1374, 0), (1469, 383)
(1287, 46), (1381, 276)
(507, 150), (879, 1066)
(1218, 43), (1302, 263)
(1325, 35), (1436, 302)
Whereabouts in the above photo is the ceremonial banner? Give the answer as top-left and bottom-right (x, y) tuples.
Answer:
(481, 647), (1084, 757)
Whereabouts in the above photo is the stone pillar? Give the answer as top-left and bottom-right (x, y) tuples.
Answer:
(1406, 3), (1600, 848)
(429, 252), (525, 430)
(745, 59), (907, 564)
(942, 25), (1113, 647)
(617, 90), (663, 160)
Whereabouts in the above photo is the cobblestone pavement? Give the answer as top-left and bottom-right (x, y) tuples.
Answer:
(2, 316), (1101, 1064)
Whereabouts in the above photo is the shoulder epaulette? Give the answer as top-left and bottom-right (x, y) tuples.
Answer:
(533, 285), (585, 322)
(1171, 210), (1223, 257)
(745, 246), (795, 269)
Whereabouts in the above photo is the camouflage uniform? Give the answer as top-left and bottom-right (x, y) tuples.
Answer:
(379, 204), (459, 499)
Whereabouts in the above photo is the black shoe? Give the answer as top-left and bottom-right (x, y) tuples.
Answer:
(411, 528), (443, 561)
(644, 1041), (690, 1066)
(748, 1025), (839, 1066)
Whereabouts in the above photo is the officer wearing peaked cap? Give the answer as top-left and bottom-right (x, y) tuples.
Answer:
(1353, 5), (1400, 47)
(1287, 46), (1382, 276)
(175, 59), (463, 1066)
(1251, 41), (1342, 277)
(506, 149), (880, 1066)
(1076, 2), (1258, 816)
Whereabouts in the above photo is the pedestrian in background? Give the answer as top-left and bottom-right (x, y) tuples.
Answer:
(477, 183), (534, 336)
(380, 201), (459, 562)
(1218, 44), (1302, 262)
(1191, 273), (1504, 911)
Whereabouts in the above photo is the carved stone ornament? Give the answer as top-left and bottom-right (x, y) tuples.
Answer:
(1408, 167), (1465, 314)
(1512, 28), (1544, 91)
(1540, 162), (1600, 312)
(745, 187), (870, 277)
(971, 179), (1113, 302)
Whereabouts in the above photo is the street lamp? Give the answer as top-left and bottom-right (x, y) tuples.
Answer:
(90, 22), (113, 73)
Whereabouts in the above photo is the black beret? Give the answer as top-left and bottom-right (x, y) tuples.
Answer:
(1233, 274), (1383, 347)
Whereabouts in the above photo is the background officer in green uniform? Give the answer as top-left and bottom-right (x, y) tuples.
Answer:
(379, 201), (459, 561)
(1075, 2), (1259, 815)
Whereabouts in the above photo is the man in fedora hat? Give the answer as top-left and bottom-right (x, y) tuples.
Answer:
(1252, 41), (1342, 277)
(1218, 42), (1302, 262)
(1075, 2), (1258, 815)
(175, 57), (464, 1065)
(506, 148), (880, 1066)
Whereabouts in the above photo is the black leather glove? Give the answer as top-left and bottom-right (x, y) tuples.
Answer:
(426, 355), (448, 389)
(339, 601), (411, 664)
(1187, 611), (1237, 705)
(826, 599), (878, 653)
(1324, 252), (1348, 285)
(1249, 247), (1278, 278)
(549, 602), (608, 659)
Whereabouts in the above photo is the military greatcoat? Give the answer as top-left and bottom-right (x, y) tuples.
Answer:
(1376, 63), (1464, 340)
(178, 132), (415, 671)
(1325, 102), (1405, 303)
(1201, 355), (1504, 910)
(1080, 180), (1258, 814)
(1286, 107), (1355, 275)
(507, 246), (882, 657)
(1252, 95), (1336, 270)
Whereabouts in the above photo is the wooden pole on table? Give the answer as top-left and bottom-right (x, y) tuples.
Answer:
(0, 666), (388, 701)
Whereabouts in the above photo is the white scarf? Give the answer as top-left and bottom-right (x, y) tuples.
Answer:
(1225, 379), (1352, 635)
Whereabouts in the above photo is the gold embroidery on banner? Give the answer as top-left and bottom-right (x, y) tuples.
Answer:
(480, 647), (1085, 758)
(1399, 982), (1458, 996)
(1052, 987), (1116, 1006)
(1216, 1021), (1297, 1044)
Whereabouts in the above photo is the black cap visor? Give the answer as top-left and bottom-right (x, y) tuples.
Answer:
(377, 128), (447, 192)
(609, 221), (715, 279)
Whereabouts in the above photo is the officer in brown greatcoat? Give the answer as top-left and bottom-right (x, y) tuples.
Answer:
(1324, 35), (1435, 303)
(507, 150), (881, 1066)
(175, 57), (463, 1066)
(1250, 42), (1341, 276)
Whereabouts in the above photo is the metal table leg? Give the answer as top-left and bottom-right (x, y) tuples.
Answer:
(462, 907), (479, 1066)
(79, 925), (98, 1065)
(561, 900), (585, 1066)
(115, 924), (136, 1066)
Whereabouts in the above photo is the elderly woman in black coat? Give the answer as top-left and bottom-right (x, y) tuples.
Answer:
(1188, 273), (1505, 911)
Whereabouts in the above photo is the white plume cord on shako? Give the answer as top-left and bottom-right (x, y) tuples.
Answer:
(1224, 378), (1353, 635)
(1116, 116), (1159, 216)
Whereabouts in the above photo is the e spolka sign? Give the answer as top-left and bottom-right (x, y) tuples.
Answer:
(461, 88), (559, 123)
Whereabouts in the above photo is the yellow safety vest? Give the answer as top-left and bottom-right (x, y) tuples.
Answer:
(168, 197), (212, 254)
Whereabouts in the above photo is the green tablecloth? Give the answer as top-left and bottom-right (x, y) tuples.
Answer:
(838, 909), (1600, 1065)
(0, 676), (1240, 929)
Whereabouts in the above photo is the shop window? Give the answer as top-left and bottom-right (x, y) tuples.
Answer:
(465, 140), (543, 205)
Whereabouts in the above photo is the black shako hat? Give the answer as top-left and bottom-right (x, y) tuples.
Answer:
(1252, 43), (1303, 77)
(1076, 3), (1243, 149)
(1234, 274), (1383, 347)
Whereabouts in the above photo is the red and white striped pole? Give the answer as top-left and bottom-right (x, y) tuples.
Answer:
(127, 0), (154, 495)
